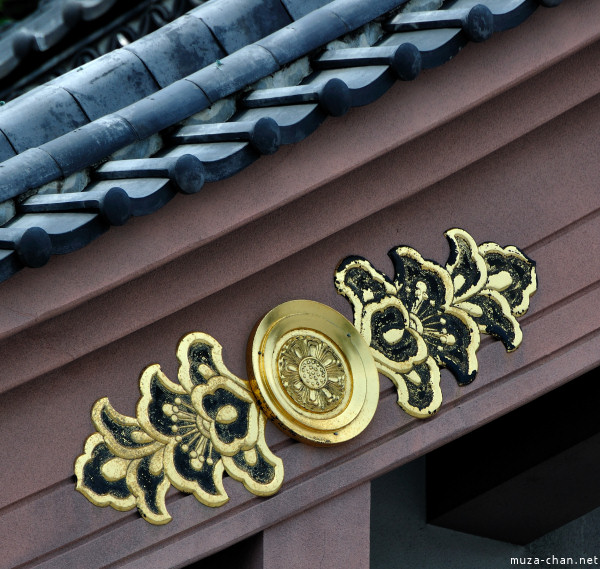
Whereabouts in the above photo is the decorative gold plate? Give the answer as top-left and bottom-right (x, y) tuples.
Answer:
(74, 229), (536, 524)
(335, 228), (537, 418)
(74, 333), (283, 525)
(247, 300), (379, 445)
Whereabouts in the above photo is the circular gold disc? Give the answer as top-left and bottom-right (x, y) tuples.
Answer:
(247, 300), (379, 445)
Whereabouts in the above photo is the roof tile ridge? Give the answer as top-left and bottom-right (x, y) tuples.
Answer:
(0, 0), (411, 203)
(0, 0), (570, 288)
(0, 0), (306, 171)
(0, 0), (294, 160)
(0, 0), (580, 360)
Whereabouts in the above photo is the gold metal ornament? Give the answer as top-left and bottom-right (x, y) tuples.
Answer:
(334, 228), (537, 419)
(74, 227), (536, 524)
(247, 300), (380, 445)
(75, 332), (284, 525)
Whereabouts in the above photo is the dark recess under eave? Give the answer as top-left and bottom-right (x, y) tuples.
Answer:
(427, 365), (600, 544)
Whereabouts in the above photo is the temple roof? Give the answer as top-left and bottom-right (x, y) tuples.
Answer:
(0, 0), (561, 284)
(2, 2), (600, 565)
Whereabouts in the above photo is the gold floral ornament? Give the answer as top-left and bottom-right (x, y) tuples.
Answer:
(278, 334), (347, 413)
(75, 333), (283, 525)
(334, 228), (537, 419)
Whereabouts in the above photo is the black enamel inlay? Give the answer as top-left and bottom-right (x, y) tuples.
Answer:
(426, 310), (476, 385)
(202, 388), (250, 443)
(405, 361), (437, 413)
(187, 342), (218, 386)
(393, 255), (446, 312)
(232, 448), (275, 485)
(370, 305), (419, 363)
(100, 407), (150, 449)
(483, 251), (535, 313)
(172, 444), (221, 495)
(469, 294), (517, 351)
(83, 442), (131, 500)
(446, 234), (483, 299)
(147, 374), (191, 438)
(342, 263), (391, 305)
(135, 455), (165, 516)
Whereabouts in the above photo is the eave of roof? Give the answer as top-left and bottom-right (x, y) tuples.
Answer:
(0, 0), (598, 397)
(0, 0), (566, 287)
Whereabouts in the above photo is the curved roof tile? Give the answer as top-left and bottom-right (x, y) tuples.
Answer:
(0, 0), (564, 283)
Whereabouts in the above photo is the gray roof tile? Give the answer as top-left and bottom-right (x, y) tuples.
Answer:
(39, 115), (139, 176)
(124, 16), (225, 88)
(95, 154), (206, 194)
(187, 44), (280, 102)
(0, 226), (51, 268)
(330, 0), (411, 29)
(116, 80), (212, 140)
(235, 104), (325, 144)
(0, 0), (566, 283)
(84, 178), (175, 217)
(257, 9), (350, 66)
(242, 78), (352, 117)
(386, 4), (494, 43)
(171, 118), (281, 156)
(21, 187), (131, 226)
(0, 86), (88, 152)
(190, 0), (292, 54)
(0, 148), (63, 202)
(7, 211), (108, 254)
(0, 130), (16, 163)
(280, 0), (334, 20)
(50, 48), (160, 120)
(315, 44), (422, 81)
(160, 141), (253, 182)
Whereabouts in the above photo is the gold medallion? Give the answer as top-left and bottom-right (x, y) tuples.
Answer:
(247, 300), (379, 445)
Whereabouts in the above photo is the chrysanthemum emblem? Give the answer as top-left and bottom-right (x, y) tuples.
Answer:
(278, 334), (347, 413)
(248, 300), (379, 445)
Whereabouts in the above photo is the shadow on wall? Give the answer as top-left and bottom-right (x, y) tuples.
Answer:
(371, 457), (600, 568)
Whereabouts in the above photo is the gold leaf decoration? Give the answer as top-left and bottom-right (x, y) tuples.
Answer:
(335, 228), (536, 417)
(75, 333), (284, 525)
